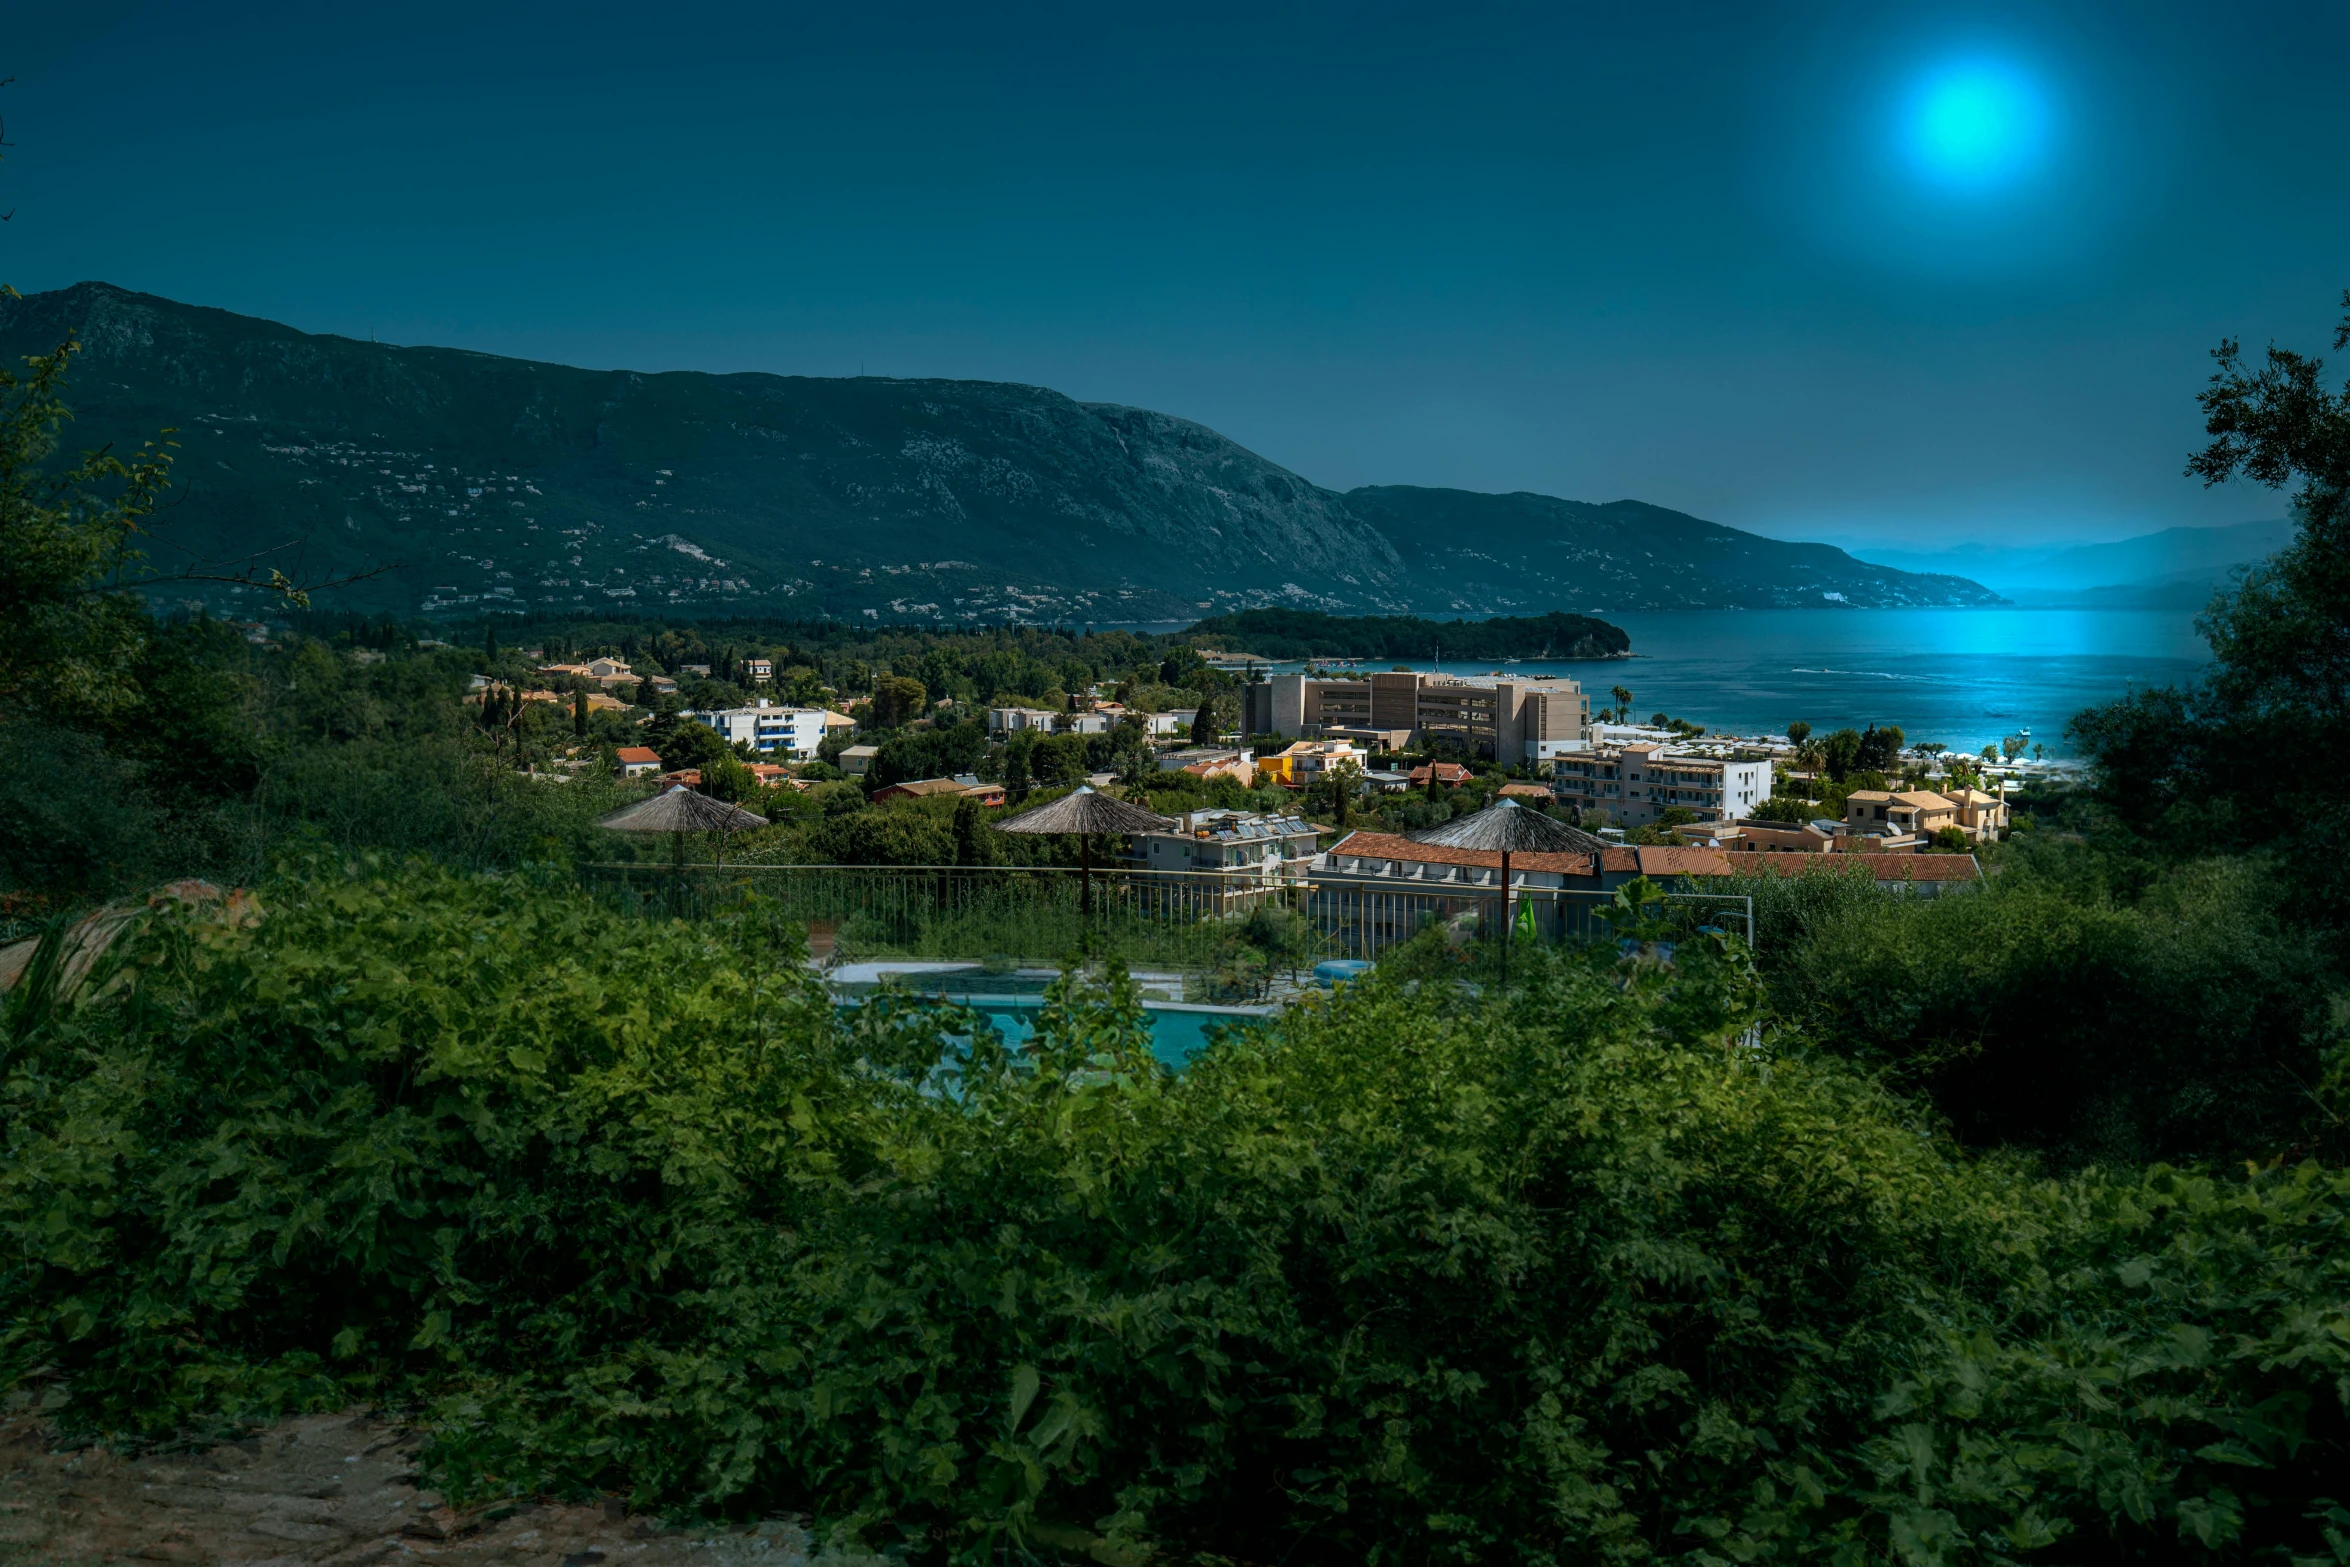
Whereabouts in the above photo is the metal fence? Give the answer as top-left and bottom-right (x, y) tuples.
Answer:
(577, 861), (1752, 969)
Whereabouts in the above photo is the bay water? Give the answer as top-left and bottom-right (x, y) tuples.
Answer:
(1257, 607), (2211, 758)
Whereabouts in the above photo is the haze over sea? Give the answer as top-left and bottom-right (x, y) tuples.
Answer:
(1241, 607), (2210, 758)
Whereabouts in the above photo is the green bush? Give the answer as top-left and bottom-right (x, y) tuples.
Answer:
(1741, 853), (2344, 1167)
(5, 862), (2349, 1562)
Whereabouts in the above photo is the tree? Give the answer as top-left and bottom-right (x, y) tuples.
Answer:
(1821, 728), (1864, 782)
(0, 336), (178, 718)
(951, 796), (994, 866)
(1855, 724), (1904, 773)
(869, 674), (929, 730)
(1190, 702), (1217, 746)
(1002, 731), (1035, 800)
(1610, 684), (1632, 724)
(1115, 746), (1152, 793)
(573, 688), (588, 737)
(701, 749), (755, 803)
(1786, 720), (1812, 745)
(656, 720), (728, 774)
(2071, 289), (2350, 900)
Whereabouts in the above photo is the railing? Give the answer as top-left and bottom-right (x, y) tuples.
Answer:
(577, 862), (1753, 971)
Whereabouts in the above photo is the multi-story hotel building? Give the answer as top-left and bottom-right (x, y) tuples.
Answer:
(1240, 671), (1590, 762)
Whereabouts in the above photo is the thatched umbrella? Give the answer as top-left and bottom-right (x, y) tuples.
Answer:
(599, 784), (769, 866)
(1411, 798), (1605, 968)
(992, 785), (1176, 917)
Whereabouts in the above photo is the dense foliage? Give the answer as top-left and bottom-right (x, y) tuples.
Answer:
(1730, 852), (2347, 1168)
(5, 863), (2347, 1566)
(2070, 290), (2350, 922)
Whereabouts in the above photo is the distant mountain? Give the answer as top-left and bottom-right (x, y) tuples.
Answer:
(1345, 488), (2003, 612)
(1853, 519), (2292, 607)
(1, 282), (1999, 621)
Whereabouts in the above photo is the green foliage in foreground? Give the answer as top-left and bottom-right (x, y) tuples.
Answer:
(1729, 851), (2349, 1169)
(4, 864), (2349, 1564)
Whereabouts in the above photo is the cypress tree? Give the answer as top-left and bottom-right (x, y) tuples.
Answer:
(574, 687), (589, 737)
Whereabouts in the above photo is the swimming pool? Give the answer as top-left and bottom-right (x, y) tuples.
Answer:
(829, 961), (1188, 1002)
(948, 995), (1274, 1070)
(830, 962), (1278, 1070)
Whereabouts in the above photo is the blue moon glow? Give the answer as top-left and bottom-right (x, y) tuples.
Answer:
(1899, 59), (2051, 194)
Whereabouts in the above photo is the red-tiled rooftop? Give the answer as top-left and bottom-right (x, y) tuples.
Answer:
(1327, 831), (1735, 879)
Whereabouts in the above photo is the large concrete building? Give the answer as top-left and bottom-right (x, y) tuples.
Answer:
(1241, 671), (1590, 761)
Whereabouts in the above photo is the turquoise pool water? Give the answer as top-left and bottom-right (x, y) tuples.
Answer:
(841, 993), (1274, 1071)
(967, 997), (1272, 1070)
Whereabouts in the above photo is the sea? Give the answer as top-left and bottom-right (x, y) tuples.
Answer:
(1234, 607), (2212, 759)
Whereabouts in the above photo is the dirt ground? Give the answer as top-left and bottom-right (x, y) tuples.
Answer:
(0, 1411), (810, 1567)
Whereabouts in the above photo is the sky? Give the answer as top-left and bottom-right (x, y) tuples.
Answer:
(4, 1), (2346, 549)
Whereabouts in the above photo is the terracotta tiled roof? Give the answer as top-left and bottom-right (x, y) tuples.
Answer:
(615, 747), (660, 764)
(1325, 833), (1736, 879)
(1330, 830), (1596, 875)
(1892, 790), (1956, 808)
(875, 777), (969, 797)
(1633, 845), (1736, 877)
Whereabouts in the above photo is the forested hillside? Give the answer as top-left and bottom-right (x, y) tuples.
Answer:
(0, 283), (1996, 623)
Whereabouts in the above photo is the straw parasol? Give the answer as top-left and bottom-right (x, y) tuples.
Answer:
(1411, 797), (1605, 967)
(992, 785), (1176, 917)
(598, 784), (769, 866)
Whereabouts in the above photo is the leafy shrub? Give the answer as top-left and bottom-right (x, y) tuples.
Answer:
(1748, 854), (2344, 1166)
(4, 863), (2348, 1563)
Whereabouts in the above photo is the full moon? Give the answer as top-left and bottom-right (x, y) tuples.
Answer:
(1899, 59), (2050, 194)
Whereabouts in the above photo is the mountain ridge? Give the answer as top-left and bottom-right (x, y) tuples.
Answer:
(1, 281), (2001, 621)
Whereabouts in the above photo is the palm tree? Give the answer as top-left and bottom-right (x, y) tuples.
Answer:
(1609, 684), (1632, 725)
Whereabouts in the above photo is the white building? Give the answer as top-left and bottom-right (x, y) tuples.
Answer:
(1550, 742), (1772, 827)
(987, 706), (1061, 734)
(689, 700), (834, 757)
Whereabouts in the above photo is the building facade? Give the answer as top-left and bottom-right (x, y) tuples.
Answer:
(1245, 671), (1590, 761)
(689, 701), (836, 757)
(1132, 809), (1321, 879)
(1549, 743), (1772, 827)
